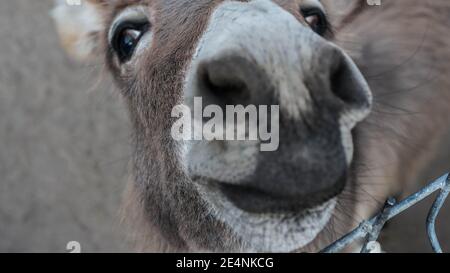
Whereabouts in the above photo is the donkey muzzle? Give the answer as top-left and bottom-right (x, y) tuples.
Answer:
(184, 0), (372, 213)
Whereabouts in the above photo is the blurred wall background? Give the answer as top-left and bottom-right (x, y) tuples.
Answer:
(0, 0), (449, 253)
(0, 0), (130, 252)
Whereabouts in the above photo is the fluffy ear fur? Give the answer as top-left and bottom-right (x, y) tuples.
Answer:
(51, 0), (106, 61)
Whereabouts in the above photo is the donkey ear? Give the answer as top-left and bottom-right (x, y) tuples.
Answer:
(51, 0), (106, 61)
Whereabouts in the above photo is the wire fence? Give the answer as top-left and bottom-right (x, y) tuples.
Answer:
(321, 173), (450, 253)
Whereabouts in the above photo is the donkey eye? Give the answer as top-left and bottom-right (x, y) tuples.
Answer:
(301, 8), (329, 36)
(112, 22), (150, 62)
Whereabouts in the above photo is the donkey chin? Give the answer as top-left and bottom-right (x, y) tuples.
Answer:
(179, 0), (372, 252)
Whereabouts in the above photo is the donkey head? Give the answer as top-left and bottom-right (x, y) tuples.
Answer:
(53, 0), (372, 252)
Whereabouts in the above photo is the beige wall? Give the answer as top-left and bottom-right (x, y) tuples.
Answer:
(0, 0), (130, 252)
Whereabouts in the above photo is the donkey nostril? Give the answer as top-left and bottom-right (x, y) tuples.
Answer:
(202, 66), (250, 106)
(329, 53), (371, 110)
(196, 53), (272, 107)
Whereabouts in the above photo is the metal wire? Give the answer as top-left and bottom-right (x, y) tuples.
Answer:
(321, 173), (450, 253)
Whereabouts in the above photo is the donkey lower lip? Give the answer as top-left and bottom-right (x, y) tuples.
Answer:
(205, 171), (347, 214)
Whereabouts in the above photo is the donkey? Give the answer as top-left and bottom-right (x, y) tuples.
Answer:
(52, 0), (450, 252)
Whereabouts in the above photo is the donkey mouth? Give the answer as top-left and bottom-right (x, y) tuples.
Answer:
(194, 168), (347, 215)
(194, 175), (339, 252)
(216, 173), (347, 214)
